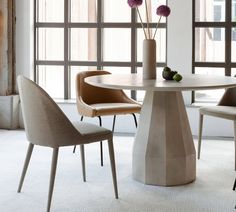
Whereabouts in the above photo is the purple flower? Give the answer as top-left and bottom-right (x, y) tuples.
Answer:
(127, 0), (143, 8)
(156, 5), (171, 17)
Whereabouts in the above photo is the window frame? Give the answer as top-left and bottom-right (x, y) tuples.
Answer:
(192, 0), (236, 103)
(34, 0), (167, 101)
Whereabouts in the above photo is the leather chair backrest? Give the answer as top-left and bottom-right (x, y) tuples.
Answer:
(76, 70), (131, 105)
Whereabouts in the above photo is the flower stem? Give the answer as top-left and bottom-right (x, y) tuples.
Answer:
(153, 16), (162, 39)
(136, 7), (147, 39)
(144, 0), (150, 39)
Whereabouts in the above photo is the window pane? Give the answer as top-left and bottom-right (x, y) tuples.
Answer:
(232, 1), (236, 22)
(70, 28), (97, 61)
(232, 28), (236, 62)
(195, 0), (225, 22)
(104, 0), (130, 22)
(37, 66), (64, 99)
(231, 68), (236, 77)
(137, 28), (166, 62)
(136, 67), (163, 102)
(138, 0), (167, 23)
(103, 29), (131, 62)
(194, 67), (225, 102)
(70, 0), (97, 22)
(195, 27), (225, 62)
(37, 0), (64, 22)
(103, 67), (131, 75)
(70, 66), (97, 99)
(37, 28), (64, 61)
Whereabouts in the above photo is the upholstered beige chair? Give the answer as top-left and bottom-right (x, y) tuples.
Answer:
(198, 87), (236, 170)
(73, 70), (142, 166)
(17, 76), (118, 212)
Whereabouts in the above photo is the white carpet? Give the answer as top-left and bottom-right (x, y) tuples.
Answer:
(0, 130), (235, 212)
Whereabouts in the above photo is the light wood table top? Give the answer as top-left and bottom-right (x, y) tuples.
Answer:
(86, 74), (236, 91)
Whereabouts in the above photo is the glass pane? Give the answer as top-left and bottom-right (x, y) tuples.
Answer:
(195, 27), (225, 62)
(231, 68), (236, 77)
(138, 0), (167, 23)
(104, 0), (131, 22)
(37, 66), (64, 99)
(103, 29), (131, 61)
(232, 0), (236, 22)
(194, 67), (225, 102)
(37, 28), (64, 61)
(37, 0), (64, 22)
(103, 67), (131, 75)
(137, 28), (166, 62)
(232, 28), (236, 62)
(70, 0), (97, 22)
(70, 66), (97, 99)
(136, 67), (163, 102)
(102, 67), (132, 97)
(70, 28), (97, 61)
(195, 0), (225, 22)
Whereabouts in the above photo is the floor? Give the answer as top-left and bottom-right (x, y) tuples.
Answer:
(0, 129), (235, 212)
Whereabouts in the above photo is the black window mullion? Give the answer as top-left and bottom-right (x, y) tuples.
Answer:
(64, 0), (69, 99)
(225, 0), (232, 76)
(97, 0), (102, 70)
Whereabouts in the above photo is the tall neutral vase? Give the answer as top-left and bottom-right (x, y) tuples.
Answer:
(142, 39), (156, 80)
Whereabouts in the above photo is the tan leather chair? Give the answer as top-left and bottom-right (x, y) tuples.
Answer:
(198, 87), (236, 170)
(73, 70), (142, 166)
(17, 76), (118, 212)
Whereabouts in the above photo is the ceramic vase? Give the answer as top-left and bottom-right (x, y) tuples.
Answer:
(142, 39), (156, 80)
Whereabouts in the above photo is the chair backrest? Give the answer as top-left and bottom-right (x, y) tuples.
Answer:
(218, 87), (236, 106)
(17, 76), (81, 148)
(76, 70), (133, 105)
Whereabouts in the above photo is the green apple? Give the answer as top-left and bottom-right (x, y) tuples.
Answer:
(173, 73), (183, 82)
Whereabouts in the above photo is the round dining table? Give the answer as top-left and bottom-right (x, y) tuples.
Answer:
(86, 74), (236, 186)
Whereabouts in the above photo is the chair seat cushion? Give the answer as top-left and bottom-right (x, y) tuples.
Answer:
(72, 121), (112, 144)
(90, 103), (141, 116)
(200, 106), (236, 120)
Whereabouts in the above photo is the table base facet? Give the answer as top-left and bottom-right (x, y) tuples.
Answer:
(132, 91), (196, 186)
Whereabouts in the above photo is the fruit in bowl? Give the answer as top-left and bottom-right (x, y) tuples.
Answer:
(162, 66), (183, 82)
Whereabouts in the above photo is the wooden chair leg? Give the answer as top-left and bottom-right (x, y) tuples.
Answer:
(47, 148), (59, 212)
(132, 113), (138, 128)
(198, 113), (204, 159)
(17, 143), (34, 193)
(234, 121), (236, 171)
(80, 144), (86, 182)
(98, 116), (103, 167)
(73, 116), (84, 153)
(107, 138), (118, 199)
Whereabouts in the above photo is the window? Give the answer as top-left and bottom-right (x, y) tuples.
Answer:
(34, 0), (167, 101)
(193, 0), (236, 102)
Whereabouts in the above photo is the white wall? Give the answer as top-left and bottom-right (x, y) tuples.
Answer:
(167, 0), (193, 104)
(16, 0), (33, 79)
(15, 0), (234, 138)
